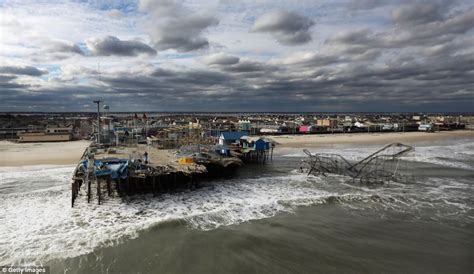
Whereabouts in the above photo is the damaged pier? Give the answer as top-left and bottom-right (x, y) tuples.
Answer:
(71, 144), (244, 207)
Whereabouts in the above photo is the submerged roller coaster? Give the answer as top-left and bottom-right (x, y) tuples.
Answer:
(301, 143), (414, 184)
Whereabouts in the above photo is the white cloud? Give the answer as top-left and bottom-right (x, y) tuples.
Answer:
(251, 11), (315, 45)
(139, 0), (218, 52)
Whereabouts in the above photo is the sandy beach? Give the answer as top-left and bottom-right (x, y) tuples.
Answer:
(0, 140), (91, 167)
(269, 130), (474, 148)
(0, 131), (472, 166)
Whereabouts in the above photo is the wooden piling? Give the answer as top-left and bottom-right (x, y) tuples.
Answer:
(126, 177), (130, 194)
(71, 182), (76, 207)
(106, 178), (111, 197)
(97, 179), (101, 205)
(87, 179), (91, 203)
(116, 178), (121, 195)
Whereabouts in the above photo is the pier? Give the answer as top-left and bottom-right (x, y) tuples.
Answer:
(71, 143), (254, 207)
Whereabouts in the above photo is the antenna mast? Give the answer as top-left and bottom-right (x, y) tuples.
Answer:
(93, 100), (103, 143)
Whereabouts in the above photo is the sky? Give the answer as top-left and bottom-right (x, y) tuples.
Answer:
(0, 0), (473, 112)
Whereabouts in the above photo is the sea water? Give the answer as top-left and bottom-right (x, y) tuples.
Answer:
(0, 138), (472, 273)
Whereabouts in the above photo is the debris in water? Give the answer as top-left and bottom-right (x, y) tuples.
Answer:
(300, 143), (414, 184)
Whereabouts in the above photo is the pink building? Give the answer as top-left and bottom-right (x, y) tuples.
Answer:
(299, 125), (311, 133)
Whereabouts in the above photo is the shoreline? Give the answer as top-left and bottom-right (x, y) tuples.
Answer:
(269, 130), (474, 148)
(0, 131), (473, 167)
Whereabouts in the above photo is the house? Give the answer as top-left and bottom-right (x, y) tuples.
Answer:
(240, 136), (272, 151)
(260, 127), (279, 133)
(219, 131), (249, 145)
(418, 123), (434, 131)
(354, 121), (367, 128)
(316, 119), (338, 127)
(254, 138), (271, 151)
(238, 120), (252, 131)
(298, 125), (311, 133)
(18, 130), (72, 142)
(412, 115), (421, 121)
(45, 126), (73, 134)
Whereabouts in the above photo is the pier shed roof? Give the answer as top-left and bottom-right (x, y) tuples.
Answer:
(220, 131), (249, 140)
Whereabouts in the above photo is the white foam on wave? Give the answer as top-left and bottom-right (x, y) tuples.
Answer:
(402, 141), (474, 170)
(0, 167), (325, 265)
(282, 139), (474, 170)
(0, 162), (472, 265)
(0, 165), (75, 185)
(0, 165), (374, 265)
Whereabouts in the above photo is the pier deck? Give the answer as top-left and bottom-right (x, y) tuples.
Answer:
(71, 144), (244, 206)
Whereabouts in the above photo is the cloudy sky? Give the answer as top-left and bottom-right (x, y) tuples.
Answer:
(0, 0), (473, 112)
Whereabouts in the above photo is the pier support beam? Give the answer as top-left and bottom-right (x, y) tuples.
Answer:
(87, 179), (91, 203)
(97, 179), (101, 205)
(71, 182), (76, 207)
(116, 178), (121, 195)
(106, 178), (111, 197)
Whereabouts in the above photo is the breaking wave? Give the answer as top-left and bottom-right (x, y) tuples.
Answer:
(0, 163), (472, 265)
(281, 139), (474, 170)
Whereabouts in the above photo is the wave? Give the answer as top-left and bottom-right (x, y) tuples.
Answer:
(282, 139), (474, 170)
(0, 165), (75, 186)
(402, 142), (474, 170)
(0, 164), (472, 265)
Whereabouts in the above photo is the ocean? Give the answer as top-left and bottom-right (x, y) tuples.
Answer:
(0, 138), (473, 273)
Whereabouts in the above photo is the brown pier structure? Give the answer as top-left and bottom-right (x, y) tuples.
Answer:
(71, 144), (245, 207)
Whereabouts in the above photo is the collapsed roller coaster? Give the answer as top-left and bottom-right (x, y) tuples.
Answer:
(300, 143), (414, 184)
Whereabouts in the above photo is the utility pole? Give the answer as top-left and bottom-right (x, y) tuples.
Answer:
(93, 100), (102, 143)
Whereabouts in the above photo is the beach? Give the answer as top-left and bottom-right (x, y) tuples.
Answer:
(1, 131), (472, 167)
(0, 140), (91, 167)
(270, 130), (474, 148)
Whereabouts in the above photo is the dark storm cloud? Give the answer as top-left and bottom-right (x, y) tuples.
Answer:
(202, 54), (276, 76)
(251, 11), (314, 45)
(86, 36), (157, 57)
(2, 51), (473, 111)
(203, 53), (240, 66)
(221, 60), (270, 73)
(0, 75), (25, 89)
(170, 70), (231, 85)
(31, 41), (85, 62)
(48, 41), (84, 55)
(100, 67), (233, 100)
(392, 3), (443, 26)
(0, 66), (47, 76)
(10, 38), (471, 112)
(0, 75), (17, 82)
(139, 0), (218, 52)
(0, 82), (28, 89)
(326, 29), (374, 45)
(327, 7), (474, 51)
(151, 68), (174, 77)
